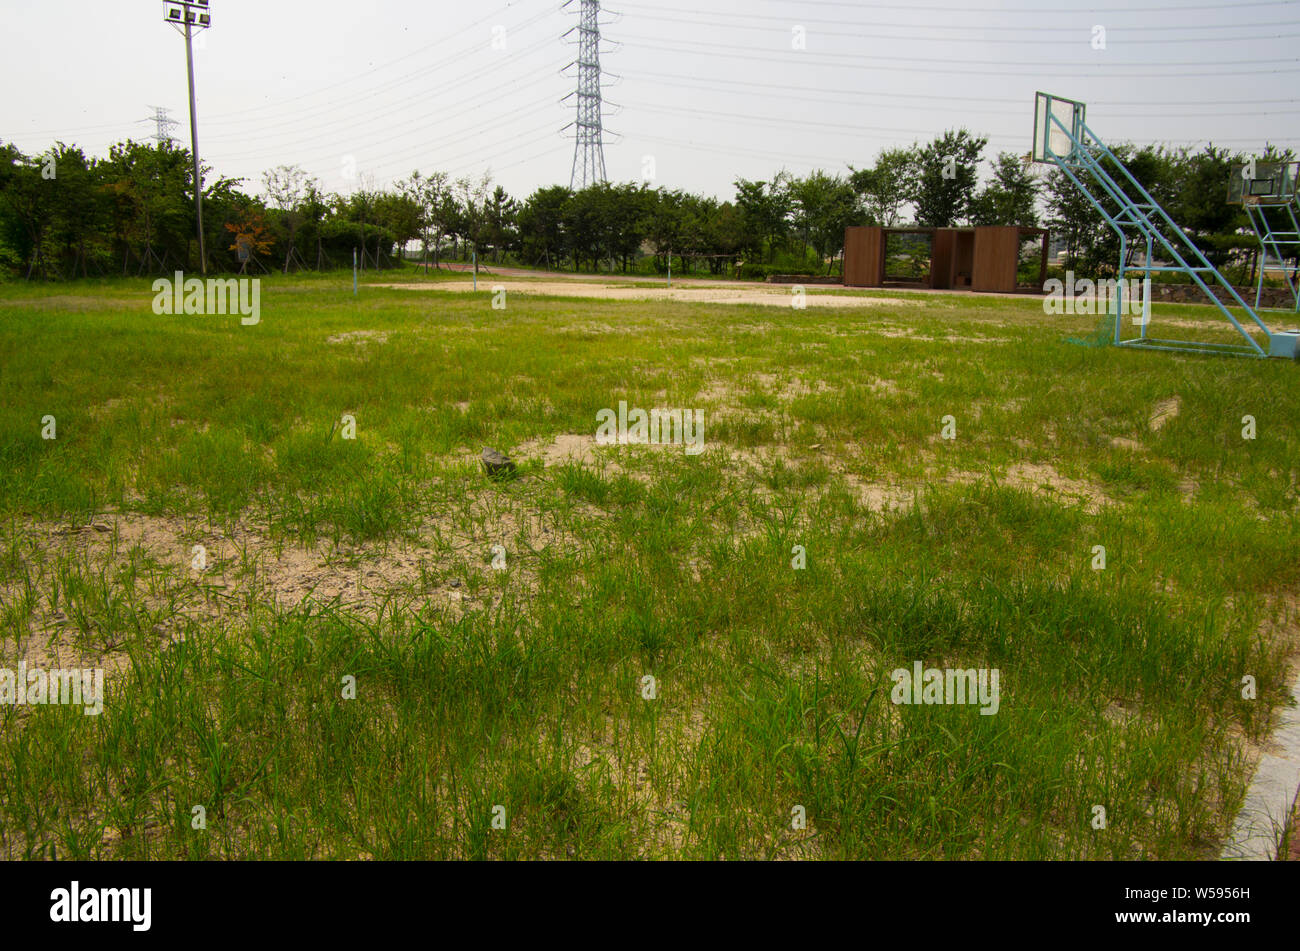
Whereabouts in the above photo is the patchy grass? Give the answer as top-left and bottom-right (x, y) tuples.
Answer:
(0, 272), (1297, 859)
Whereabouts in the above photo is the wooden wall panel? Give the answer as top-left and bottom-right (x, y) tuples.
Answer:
(843, 226), (885, 287)
(972, 226), (1020, 293)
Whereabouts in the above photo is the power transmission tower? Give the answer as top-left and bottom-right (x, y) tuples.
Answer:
(563, 0), (610, 190)
(145, 106), (180, 147)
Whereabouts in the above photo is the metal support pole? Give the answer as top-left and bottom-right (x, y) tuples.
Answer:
(353, 247), (358, 296)
(184, 21), (206, 275)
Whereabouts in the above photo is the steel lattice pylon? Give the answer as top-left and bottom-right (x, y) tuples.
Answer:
(568, 0), (607, 190)
(145, 105), (179, 146)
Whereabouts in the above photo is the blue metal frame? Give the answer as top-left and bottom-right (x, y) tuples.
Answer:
(1035, 92), (1278, 358)
(1242, 198), (1300, 312)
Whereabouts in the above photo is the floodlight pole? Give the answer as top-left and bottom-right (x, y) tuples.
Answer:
(183, 21), (206, 275)
(165, 3), (211, 275)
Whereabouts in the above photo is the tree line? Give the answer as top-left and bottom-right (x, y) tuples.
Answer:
(1, 131), (1291, 281)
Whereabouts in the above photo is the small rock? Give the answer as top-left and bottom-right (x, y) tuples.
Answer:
(449, 578), (462, 589)
(481, 447), (516, 477)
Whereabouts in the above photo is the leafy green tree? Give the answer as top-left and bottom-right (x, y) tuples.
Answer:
(424, 172), (459, 268)
(646, 188), (687, 273)
(912, 129), (987, 227)
(99, 140), (195, 274)
(1045, 164), (1103, 272)
(849, 147), (913, 226)
(342, 181), (379, 267)
(703, 200), (745, 274)
(733, 174), (792, 263)
(482, 185), (518, 263)
(608, 182), (652, 272)
(791, 170), (858, 272)
(0, 144), (57, 278)
(43, 143), (110, 278)
(297, 178), (331, 268)
(6, 127), (1290, 283)
(517, 184), (572, 269)
(563, 184), (605, 272)
(454, 172), (493, 274)
(970, 152), (1040, 227)
(375, 188), (424, 258)
(1167, 145), (1245, 268)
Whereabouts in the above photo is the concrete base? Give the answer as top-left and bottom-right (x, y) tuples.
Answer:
(1222, 667), (1300, 860)
(1268, 331), (1300, 359)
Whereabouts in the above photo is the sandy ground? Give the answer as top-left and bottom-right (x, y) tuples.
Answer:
(376, 279), (909, 308)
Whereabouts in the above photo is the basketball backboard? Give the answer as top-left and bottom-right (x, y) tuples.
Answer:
(1032, 92), (1087, 165)
(1228, 161), (1298, 205)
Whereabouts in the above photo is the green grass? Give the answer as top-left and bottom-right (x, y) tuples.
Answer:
(0, 271), (1296, 859)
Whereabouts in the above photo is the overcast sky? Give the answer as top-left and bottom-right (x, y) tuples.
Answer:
(2, 0), (1297, 202)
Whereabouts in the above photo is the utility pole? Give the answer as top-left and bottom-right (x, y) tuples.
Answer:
(163, 2), (212, 275)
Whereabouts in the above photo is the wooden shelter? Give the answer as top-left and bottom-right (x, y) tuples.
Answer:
(843, 225), (1049, 293)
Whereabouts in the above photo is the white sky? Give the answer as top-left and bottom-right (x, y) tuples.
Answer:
(2, 0), (1298, 202)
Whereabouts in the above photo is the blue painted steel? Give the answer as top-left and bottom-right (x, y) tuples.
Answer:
(1036, 92), (1277, 358)
(1242, 199), (1300, 312)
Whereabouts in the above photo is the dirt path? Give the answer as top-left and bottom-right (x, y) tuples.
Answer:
(376, 280), (909, 309)
(418, 262), (755, 287)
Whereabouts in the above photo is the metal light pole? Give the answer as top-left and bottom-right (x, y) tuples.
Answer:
(163, 2), (212, 275)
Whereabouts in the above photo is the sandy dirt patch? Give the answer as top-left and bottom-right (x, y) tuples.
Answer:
(872, 326), (1007, 344)
(516, 433), (607, 468)
(841, 475), (923, 513)
(0, 500), (573, 678)
(514, 433), (700, 477)
(377, 281), (908, 309)
(326, 330), (389, 345)
(1149, 396), (1182, 431)
(837, 462), (1110, 515)
(997, 462), (1111, 512)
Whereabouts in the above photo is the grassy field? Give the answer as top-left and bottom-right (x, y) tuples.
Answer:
(0, 269), (1297, 859)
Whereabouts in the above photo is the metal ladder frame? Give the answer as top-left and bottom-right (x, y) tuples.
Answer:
(1039, 95), (1277, 357)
